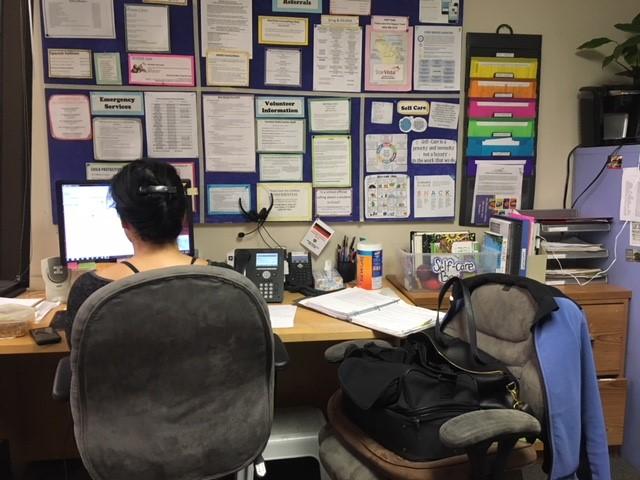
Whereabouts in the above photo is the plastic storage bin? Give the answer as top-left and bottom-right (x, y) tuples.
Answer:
(0, 304), (35, 339)
(398, 249), (500, 291)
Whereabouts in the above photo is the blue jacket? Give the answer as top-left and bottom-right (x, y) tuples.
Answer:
(535, 297), (611, 480)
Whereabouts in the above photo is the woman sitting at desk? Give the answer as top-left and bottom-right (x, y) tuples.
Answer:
(65, 159), (226, 341)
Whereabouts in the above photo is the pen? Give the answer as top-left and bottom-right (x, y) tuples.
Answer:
(349, 236), (356, 251)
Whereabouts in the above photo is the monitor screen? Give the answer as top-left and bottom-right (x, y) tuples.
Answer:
(57, 181), (194, 264)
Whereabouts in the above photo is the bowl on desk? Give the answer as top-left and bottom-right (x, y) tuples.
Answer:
(0, 304), (35, 339)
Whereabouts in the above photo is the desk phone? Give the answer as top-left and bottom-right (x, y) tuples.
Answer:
(234, 248), (285, 303)
(286, 251), (313, 288)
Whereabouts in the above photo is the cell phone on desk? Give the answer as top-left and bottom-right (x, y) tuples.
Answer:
(234, 248), (285, 303)
(30, 327), (62, 346)
(286, 251), (314, 288)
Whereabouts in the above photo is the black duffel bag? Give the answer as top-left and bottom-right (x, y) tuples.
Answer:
(338, 276), (525, 462)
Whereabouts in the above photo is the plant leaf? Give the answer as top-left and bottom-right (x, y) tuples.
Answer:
(602, 55), (617, 68)
(622, 45), (640, 67)
(577, 37), (613, 49)
(614, 23), (640, 33)
(632, 12), (640, 25)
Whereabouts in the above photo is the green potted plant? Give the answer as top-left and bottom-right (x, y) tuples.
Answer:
(577, 12), (640, 86)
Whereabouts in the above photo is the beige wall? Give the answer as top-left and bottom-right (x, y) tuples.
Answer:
(29, 0), (640, 288)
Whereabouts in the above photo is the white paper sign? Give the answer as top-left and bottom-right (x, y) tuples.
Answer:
(330, 0), (371, 15)
(265, 48), (302, 87)
(93, 118), (143, 161)
(256, 119), (305, 153)
(429, 102), (460, 129)
(257, 183), (312, 221)
(309, 98), (350, 132)
(313, 25), (362, 92)
(411, 139), (457, 164)
(371, 101), (393, 124)
(620, 167), (640, 222)
(366, 134), (408, 172)
(125, 4), (170, 52)
(259, 154), (303, 181)
(315, 189), (352, 217)
(201, 0), (252, 58)
(203, 95), (256, 172)
(206, 51), (249, 87)
(48, 49), (92, 78)
(414, 175), (455, 218)
(48, 95), (92, 140)
(94, 52), (122, 85)
(144, 91), (198, 158)
(86, 162), (128, 180)
(208, 184), (250, 215)
(414, 26), (462, 91)
(312, 136), (352, 187)
(43, 0), (116, 38)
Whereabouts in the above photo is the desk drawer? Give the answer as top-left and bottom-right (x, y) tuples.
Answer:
(599, 378), (627, 446)
(582, 303), (627, 376)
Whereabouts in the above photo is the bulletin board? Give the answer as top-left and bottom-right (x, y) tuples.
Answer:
(41, 0), (465, 225)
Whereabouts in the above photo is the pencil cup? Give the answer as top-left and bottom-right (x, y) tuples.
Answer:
(337, 261), (356, 284)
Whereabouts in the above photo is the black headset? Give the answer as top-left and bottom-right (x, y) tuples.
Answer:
(237, 193), (274, 239)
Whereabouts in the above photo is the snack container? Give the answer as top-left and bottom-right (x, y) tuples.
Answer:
(398, 249), (500, 291)
(0, 304), (36, 339)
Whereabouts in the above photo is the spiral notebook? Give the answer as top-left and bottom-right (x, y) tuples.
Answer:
(298, 288), (438, 337)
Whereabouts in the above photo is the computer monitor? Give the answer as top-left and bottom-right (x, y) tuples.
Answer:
(56, 181), (194, 265)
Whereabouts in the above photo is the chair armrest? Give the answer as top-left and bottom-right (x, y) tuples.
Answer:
(324, 340), (393, 363)
(274, 334), (289, 370)
(52, 356), (71, 401)
(439, 409), (541, 449)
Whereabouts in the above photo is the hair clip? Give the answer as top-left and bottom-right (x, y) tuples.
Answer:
(138, 185), (177, 195)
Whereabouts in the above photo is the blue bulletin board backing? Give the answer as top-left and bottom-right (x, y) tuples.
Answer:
(199, 0), (464, 91)
(43, 0), (463, 225)
(204, 95), (361, 223)
(45, 89), (201, 224)
(42, 0), (196, 86)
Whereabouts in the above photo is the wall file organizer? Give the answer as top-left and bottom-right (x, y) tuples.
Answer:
(459, 31), (542, 226)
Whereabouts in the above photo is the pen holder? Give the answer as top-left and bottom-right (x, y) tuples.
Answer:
(337, 261), (356, 284)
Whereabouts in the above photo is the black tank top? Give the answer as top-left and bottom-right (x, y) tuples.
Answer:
(120, 257), (197, 273)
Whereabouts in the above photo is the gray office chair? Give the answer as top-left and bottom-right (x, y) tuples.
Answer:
(318, 280), (553, 480)
(54, 265), (282, 480)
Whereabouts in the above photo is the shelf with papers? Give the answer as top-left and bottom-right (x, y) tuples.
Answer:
(542, 249), (608, 260)
(539, 222), (611, 234)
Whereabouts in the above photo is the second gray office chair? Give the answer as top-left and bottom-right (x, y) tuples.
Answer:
(55, 265), (278, 480)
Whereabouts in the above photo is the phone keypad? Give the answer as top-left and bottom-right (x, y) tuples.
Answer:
(259, 282), (274, 299)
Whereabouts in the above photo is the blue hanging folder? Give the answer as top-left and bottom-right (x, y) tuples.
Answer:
(466, 138), (534, 157)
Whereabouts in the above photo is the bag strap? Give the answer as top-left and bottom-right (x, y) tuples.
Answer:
(436, 276), (483, 366)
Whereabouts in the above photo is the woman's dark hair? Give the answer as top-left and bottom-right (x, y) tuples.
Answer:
(110, 160), (186, 245)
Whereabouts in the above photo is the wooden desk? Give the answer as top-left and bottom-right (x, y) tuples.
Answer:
(0, 283), (403, 468)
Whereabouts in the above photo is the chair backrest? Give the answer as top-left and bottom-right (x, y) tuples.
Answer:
(443, 282), (546, 422)
(70, 266), (274, 480)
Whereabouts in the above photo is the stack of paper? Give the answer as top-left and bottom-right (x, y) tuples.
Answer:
(540, 237), (605, 253)
(545, 268), (607, 285)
